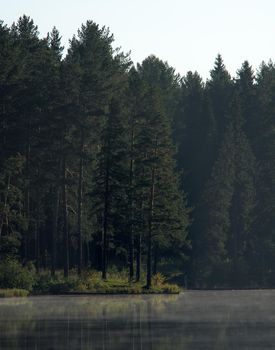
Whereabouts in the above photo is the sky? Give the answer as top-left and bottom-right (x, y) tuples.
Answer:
(1, 0), (275, 80)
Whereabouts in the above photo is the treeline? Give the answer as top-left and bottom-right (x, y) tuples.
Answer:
(0, 16), (189, 289)
(1, 16), (275, 289)
(177, 57), (275, 288)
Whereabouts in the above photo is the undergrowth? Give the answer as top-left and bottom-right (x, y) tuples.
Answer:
(0, 260), (181, 296)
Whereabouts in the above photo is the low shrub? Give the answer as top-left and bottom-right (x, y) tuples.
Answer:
(33, 272), (79, 294)
(33, 272), (53, 293)
(152, 273), (166, 287)
(49, 277), (78, 293)
(157, 283), (181, 293)
(71, 269), (180, 294)
(0, 259), (35, 291)
(0, 288), (29, 297)
(0, 261), (181, 295)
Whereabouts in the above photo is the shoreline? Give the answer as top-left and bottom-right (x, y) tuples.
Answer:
(0, 288), (181, 298)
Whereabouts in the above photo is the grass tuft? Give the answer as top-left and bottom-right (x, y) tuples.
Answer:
(0, 289), (29, 297)
(71, 270), (181, 294)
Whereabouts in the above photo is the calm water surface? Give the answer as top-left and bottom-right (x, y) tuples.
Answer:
(0, 290), (275, 349)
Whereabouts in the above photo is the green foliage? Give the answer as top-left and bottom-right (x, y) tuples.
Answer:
(33, 271), (78, 294)
(0, 233), (21, 258)
(2, 14), (275, 290)
(152, 272), (166, 286)
(0, 259), (35, 291)
(196, 98), (256, 287)
(0, 288), (29, 297)
(30, 269), (180, 294)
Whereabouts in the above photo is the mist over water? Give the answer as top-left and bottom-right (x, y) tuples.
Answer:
(0, 290), (275, 349)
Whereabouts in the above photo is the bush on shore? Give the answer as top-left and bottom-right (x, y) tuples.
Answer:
(0, 260), (181, 295)
(0, 289), (29, 297)
(0, 259), (35, 291)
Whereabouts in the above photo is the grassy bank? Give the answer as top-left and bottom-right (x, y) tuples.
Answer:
(33, 270), (181, 295)
(69, 271), (181, 294)
(0, 289), (29, 297)
(0, 260), (181, 296)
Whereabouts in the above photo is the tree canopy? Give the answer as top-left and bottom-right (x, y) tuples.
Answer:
(1, 15), (275, 288)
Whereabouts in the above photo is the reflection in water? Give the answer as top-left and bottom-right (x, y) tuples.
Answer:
(1, 291), (275, 349)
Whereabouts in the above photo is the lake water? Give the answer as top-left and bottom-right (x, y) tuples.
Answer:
(0, 290), (275, 349)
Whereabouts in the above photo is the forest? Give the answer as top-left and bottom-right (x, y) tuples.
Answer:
(1, 15), (275, 290)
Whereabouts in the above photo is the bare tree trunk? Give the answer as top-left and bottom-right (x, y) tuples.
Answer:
(35, 197), (40, 273)
(102, 179), (109, 280)
(136, 231), (141, 282)
(24, 126), (31, 261)
(146, 166), (155, 289)
(77, 135), (84, 276)
(231, 187), (241, 287)
(51, 185), (60, 277)
(87, 241), (90, 267)
(153, 247), (158, 275)
(136, 198), (143, 282)
(102, 156), (110, 280)
(146, 139), (157, 289)
(62, 155), (69, 278)
(0, 175), (10, 237)
(128, 121), (135, 280)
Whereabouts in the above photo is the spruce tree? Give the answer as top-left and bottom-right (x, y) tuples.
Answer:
(206, 54), (232, 149)
(253, 62), (275, 285)
(196, 97), (256, 287)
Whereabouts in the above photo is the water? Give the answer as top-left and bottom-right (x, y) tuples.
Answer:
(0, 290), (275, 349)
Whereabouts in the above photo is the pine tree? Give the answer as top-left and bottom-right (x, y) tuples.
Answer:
(132, 85), (189, 288)
(0, 158), (26, 267)
(93, 99), (128, 279)
(175, 71), (206, 204)
(62, 20), (130, 275)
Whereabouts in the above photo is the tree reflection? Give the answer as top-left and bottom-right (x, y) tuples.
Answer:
(1, 292), (275, 349)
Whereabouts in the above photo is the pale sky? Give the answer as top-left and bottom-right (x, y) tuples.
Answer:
(1, 0), (275, 80)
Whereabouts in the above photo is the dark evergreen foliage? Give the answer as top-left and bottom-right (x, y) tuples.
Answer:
(1, 15), (275, 288)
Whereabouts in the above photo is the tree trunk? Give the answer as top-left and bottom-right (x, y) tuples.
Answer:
(35, 197), (40, 273)
(146, 166), (155, 289)
(128, 121), (135, 280)
(153, 247), (158, 275)
(136, 198), (143, 282)
(51, 185), (60, 277)
(0, 175), (10, 237)
(86, 241), (90, 268)
(146, 138), (157, 289)
(77, 135), (84, 276)
(136, 231), (141, 282)
(102, 161), (110, 280)
(231, 187), (241, 287)
(24, 123), (31, 261)
(51, 157), (62, 277)
(62, 155), (69, 278)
